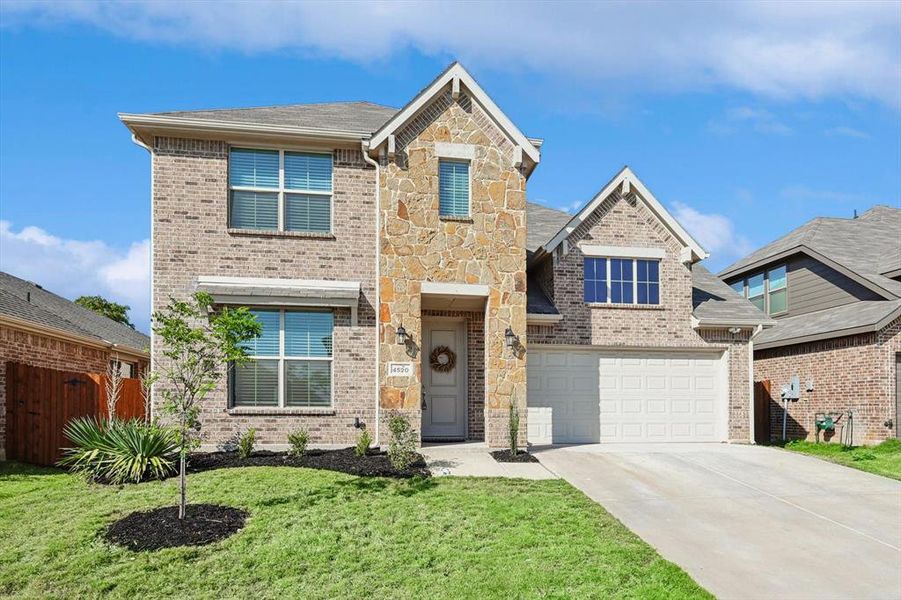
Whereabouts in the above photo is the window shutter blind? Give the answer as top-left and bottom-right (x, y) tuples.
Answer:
(244, 310), (280, 356)
(230, 191), (278, 230)
(229, 148), (279, 188)
(233, 360), (279, 406)
(285, 194), (331, 233)
(285, 311), (333, 357)
(285, 361), (331, 407)
(439, 160), (469, 217)
(284, 152), (332, 192)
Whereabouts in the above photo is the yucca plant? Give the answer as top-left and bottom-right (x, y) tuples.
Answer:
(59, 417), (179, 484)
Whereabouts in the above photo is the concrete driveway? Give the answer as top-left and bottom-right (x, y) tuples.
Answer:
(533, 443), (901, 600)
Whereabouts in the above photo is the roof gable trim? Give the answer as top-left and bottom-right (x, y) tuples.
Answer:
(541, 167), (707, 261)
(368, 63), (540, 164)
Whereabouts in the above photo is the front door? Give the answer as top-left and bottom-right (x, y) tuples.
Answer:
(422, 320), (466, 440)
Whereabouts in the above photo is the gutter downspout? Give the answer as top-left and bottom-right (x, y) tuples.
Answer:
(361, 141), (381, 446)
(131, 134), (153, 421)
(748, 324), (763, 443)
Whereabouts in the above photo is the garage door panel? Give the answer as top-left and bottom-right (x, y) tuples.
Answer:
(528, 348), (726, 444)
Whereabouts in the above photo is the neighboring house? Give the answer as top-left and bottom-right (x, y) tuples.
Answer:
(121, 62), (769, 450)
(721, 206), (901, 443)
(0, 271), (150, 459)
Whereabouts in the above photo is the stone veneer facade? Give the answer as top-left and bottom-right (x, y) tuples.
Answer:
(753, 316), (900, 444)
(151, 138), (378, 448)
(527, 191), (754, 442)
(0, 323), (148, 459)
(377, 90), (528, 448)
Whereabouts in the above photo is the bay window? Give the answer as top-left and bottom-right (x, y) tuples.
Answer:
(231, 309), (333, 408)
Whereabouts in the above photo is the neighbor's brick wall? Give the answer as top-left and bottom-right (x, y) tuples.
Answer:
(151, 138), (378, 449)
(0, 324), (149, 458)
(525, 190), (755, 442)
(754, 317), (900, 444)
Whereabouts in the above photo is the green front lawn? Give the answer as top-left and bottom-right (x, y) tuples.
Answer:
(0, 462), (709, 599)
(783, 439), (901, 480)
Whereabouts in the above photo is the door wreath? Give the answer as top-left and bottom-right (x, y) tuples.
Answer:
(429, 346), (457, 373)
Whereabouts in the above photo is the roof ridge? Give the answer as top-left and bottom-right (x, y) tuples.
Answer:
(156, 100), (399, 116)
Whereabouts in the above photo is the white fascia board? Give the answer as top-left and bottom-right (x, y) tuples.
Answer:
(420, 281), (490, 297)
(541, 167), (707, 262)
(693, 318), (775, 329)
(527, 313), (563, 324)
(579, 244), (666, 259)
(434, 142), (476, 160)
(119, 113), (367, 144)
(368, 63), (540, 164)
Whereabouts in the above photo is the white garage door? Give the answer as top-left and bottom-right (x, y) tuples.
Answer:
(527, 348), (727, 444)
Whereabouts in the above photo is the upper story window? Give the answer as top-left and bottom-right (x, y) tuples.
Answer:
(438, 159), (470, 218)
(229, 148), (333, 233)
(583, 257), (660, 306)
(231, 308), (334, 408)
(732, 265), (787, 315)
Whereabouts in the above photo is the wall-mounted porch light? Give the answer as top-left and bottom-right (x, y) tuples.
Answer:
(396, 325), (408, 346)
(504, 326), (517, 350)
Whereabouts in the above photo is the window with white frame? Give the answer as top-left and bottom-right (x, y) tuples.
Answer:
(732, 266), (787, 315)
(229, 148), (332, 233)
(746, 273), (766, 312)
(231, 309), (333, 408)
(767, 266), (787, 315)
(583, 257), (660, 305)
(438, 159), (470, 217)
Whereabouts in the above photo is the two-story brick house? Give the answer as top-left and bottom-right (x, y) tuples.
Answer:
(122, 63), (770, 449)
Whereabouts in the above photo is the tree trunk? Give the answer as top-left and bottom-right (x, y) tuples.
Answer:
(179, 452), (187, 520)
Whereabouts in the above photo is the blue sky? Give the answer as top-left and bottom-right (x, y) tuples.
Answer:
(1, 1), (899, 333)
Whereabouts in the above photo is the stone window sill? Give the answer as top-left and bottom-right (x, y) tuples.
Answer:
(439, 216), (473, 223)
(227, 228), (335, 240)
(227, 407), (336, 416)
(586, 303), (665, 311)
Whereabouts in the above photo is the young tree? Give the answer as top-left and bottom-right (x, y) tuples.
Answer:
(152, 292), (261, 519)
(139, 369), (159, 425)
(105, 354), (124, 420)
(75, 295), (135, 328)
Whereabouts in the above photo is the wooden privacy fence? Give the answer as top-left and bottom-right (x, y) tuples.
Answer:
(5, 362), (146, 466)
(754, 380), (772, 444)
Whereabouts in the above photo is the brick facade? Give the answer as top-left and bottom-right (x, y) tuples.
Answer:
(151, 137), (378, 449)
(754, 317), (901, 444)
(0, 323), (147, 459)
(527, 190), (755, 442)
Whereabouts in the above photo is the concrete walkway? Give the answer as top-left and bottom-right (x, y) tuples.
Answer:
(421, 442), (557, 479)
(533, 443), (901, 600)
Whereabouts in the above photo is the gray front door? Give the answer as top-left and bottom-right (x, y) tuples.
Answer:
(422, 320), (466, 440)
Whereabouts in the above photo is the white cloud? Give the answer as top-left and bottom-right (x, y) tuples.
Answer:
(825, 126), (871, 139)
(708, 106), (793, 135)
(0, 221), (150, 332)
(671, 202), (755, 266)
(2, 1), (898, 107)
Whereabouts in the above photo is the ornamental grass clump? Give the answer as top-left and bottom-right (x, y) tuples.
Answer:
(59, 417), (179, 484)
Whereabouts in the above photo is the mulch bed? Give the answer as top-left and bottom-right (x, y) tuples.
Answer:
(187, 447), (430, 479)
(491, 450), (540, 463)
(104, 504), (248, 551)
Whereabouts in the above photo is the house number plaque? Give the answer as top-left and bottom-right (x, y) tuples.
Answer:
(387, 362), (414, 377)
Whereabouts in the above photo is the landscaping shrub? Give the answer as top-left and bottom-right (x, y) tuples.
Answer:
(287, 429), (309, 458)
(508, 400), (521, 455)
(59, 417), (178, 484)
(387, 414), (417, 470)
(237, 428), (257, 459)
(355, 428), (372, 457)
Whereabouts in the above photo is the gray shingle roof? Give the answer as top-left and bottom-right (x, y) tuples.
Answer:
(692, 264), (775, 326)
(0, 271), (149, 352)
(526, 274), (558, 315)
(156, 101), (398, 135)
(754, 299), (901, 348)
(526, 201), (573, 252)
(720, 205), (901, 298)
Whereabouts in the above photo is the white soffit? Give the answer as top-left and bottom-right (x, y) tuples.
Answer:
(542, 166), (707, 262)
(420, 281), (490, 297)
(579, 244), (666, 259)
(369, 62), (540, 164)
